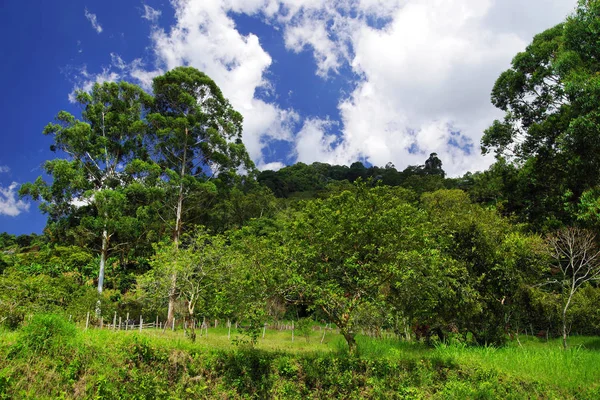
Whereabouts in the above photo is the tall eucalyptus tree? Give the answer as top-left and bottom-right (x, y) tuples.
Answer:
(21, 81), (152, 315)
(148, 66), (255, 326)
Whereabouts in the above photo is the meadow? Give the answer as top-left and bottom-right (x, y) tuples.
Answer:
(1, 314), (600, 399)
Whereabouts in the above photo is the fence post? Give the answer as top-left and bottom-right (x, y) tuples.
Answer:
(119, 317), (122, 331)
(156, 315), (159, 329)
(126, 312), (130, 331)
(100, 317), (103, 329)
(321, 324), (328, 344)
(113, 312), (117, 331)
(263, 323), (267, 339)
(85, 312), (90, 331)
(139, 316), (143, 333)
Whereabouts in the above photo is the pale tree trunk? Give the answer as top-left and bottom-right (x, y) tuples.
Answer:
(165, 187), (183, 328)
(562, 285), (575, 349)
(188, 297), (196, 342)
(96, 112), (111, 318)
(96, 225), (109, 317)
(165, 128), (188, 329)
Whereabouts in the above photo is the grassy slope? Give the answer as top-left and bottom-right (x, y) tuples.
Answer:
(1, 325), (600, 399)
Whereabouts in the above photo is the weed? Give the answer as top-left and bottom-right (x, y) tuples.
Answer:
(10, 313), (77, 358)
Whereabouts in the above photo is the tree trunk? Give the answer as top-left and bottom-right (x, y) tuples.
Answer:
(188, 307), (196, 342)
(96, 226), (109, 317)
(165, 272), (177, 329)
(562, 297), (571, 349)
(166, 130), (188, 328)
(562, 286), (575, 349)
(342, 329), (357, 354)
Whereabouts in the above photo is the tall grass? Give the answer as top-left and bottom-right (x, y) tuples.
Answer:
(2, 317), (600, 398)
(433, 336), (600, 392)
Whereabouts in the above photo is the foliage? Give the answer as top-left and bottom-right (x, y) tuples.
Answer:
(10, 314), (77, 357)
(1, 328), (599, 399)
(260, 183), (450, 352)
(481, 0), (600, 226)
(139, 230), (234, 341)
(421, 189), (548, 344)
(0, 268), (99, 329)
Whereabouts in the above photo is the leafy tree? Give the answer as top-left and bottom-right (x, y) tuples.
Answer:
(422, 190), (547, 344)
(424, 153), (445, 177)
(481, 1), (600, 226)
(20, 81), (152, 315)
(140, 231), (232, 341)
(273, 184), (440, 352)
(207, 184), (278, 232)
(148, 66), (255, 326)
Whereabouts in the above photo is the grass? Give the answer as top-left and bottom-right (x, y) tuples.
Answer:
(434, 336), (600, 392)
(2, 317), (600, 398)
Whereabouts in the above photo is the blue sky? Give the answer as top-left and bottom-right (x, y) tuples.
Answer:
(0, 0), (576, 234)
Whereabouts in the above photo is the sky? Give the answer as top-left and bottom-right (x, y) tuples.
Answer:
(0, 0), (577, 235)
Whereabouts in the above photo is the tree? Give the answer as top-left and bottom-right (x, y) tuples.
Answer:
(422, 189), (547, 344)
(424, 153), (445, 177)
(148, 66), (255, 327)
(547, 227), (600, 348)
(140, 231), (231, 341)
(273, 184), (440, 353)
(21, 82), (152, 315)
(481, 1), (600, 226)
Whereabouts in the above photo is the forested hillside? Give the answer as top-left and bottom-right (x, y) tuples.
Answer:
(3, 3), (600, 397)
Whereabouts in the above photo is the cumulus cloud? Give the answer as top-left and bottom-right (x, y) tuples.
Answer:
(149, 0), (300, 167)
(294, 118), (344, 164)
(142, 4), (162, 23)
(272, 0), (574, 175)
(0, 166), (9, 173)
(69, 0), (576, 175)
(84, 8), (103, 34)
(0, 182), (29, 217)
(259, 161), (286, 171)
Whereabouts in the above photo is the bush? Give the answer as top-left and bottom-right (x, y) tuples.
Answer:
(11, 313), (77, 357)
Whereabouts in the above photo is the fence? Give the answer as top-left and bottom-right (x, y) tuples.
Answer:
(79, 312), (344, 342)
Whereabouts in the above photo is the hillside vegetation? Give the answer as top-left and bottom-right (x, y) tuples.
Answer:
(3, 1), (600, 398)
(1, 314), (600, 399)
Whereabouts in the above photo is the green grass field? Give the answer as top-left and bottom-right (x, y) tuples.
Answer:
(1, 316), (600, 399)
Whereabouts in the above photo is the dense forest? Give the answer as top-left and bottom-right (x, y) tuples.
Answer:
(4, 0), (600, 361)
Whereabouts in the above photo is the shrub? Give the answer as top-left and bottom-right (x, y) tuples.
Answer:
(11, 313), (77, 357)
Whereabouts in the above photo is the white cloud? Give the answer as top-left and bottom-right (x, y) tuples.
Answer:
(149, 0), (299, 167)
(332, 0), (575, 176)
(267, 0), (574, 175)
(294, 118), (343, 164)
(129, 61), (162, 91)
(0, 182), (29, 217)
(68, 66), (120, 103)
(258, 161), (286, 171)
(70, 0), (576, 176)
(142, 4), (162, 23)
(110, 53), (126, 70)
(0, 166), (9, 173)
(84, 8), (103, 34)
